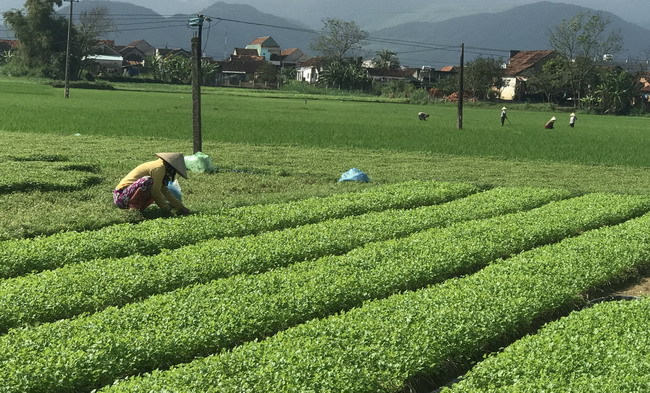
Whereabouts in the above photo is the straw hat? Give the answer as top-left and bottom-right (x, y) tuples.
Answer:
(501, 107), (507, 110)
(156, 153), (188, 178)
(570, 113), (575, 116)
(550, 116), (557, 121)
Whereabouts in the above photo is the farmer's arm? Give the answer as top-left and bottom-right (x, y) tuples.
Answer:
(160, 183), (184, 211)
(149, 166), (173, 212)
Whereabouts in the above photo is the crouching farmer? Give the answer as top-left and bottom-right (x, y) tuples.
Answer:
(113, 152), (191, 215)
(544, 116), (557, 129)
(418, 112), (430, 120)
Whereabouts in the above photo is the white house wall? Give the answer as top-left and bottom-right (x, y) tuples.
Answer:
(500, 77), (517, 101)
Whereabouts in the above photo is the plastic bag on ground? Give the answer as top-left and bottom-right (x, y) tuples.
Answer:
(338, 168), (370, 183)
(167, 179), (182, 202)
(184, 152), (217, 173)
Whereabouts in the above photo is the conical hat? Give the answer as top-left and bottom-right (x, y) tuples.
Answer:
(551, 116), (557, 121)
(156, 153), (188, 178)
(501, 107), (507, 110)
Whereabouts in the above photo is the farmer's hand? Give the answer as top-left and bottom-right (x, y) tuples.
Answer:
(178, 206), (191, 216)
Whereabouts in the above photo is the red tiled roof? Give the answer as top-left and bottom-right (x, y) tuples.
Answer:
(439, 66), (457, 72)
(249, 36), (271, 45)
(504, 50), (555, 76)
(281, 48), (298, 56)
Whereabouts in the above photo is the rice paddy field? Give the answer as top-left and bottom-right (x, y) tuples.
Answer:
(1, 77), (650, 392)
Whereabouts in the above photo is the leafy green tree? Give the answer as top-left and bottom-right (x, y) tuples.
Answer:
(595, 69), (640, 115)
(3, 0), (71, 78)
(279, 66), (297, 83)
(372, 49), (400, 70)
(548, 11), (623, 107)
(201, 60), (220, 86)
(310, 18), (368, 62)
(433, 73), (459, 96)
(464, 56), (504, 100)
(319, 58), (371, 90)
(527, 57), (570, 103)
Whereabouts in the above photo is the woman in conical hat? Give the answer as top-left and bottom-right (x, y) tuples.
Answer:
(113, 153), (190, 215)
(544, 116), (557, 129)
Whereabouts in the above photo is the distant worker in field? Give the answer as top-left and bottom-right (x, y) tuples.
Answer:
(544, 116), (557, 129)
(113, 153), (191, 215)
(569, 112), (577, 128)
(500, 107), (508, 126)
(418, 111), (430, 120)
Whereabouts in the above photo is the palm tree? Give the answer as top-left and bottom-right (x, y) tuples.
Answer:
(372, 49), (400, 70)
(595, 69), (640, 115)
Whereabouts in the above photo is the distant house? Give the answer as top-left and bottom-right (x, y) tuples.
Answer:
(83, 55), (124, 74)
(83, 41), (123, 75)
(125, 40), (156, 57)
(279, 48), (309, 68)
(432, 65), (457, 81)
(296, 57), (324, 84)
(155, 48), (191, 60)
(501, 50), (557, 101)
(219, 57), (267, 83)
(232, 48), (260, 59)
(90, 40), (121, 57)
(117, 45), (146, 63)
(245, 36), (281, 62)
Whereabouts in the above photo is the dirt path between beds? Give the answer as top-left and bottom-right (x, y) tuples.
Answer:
(614, 276), (650, 297)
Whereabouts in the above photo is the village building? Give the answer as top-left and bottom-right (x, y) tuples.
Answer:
(245, 36), (281, 62)
(500, 49), (557, 101)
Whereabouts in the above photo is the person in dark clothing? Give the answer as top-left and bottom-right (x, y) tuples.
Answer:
(500, 107), (508, 126)
(544, 116), (557, 129)
(418, 112), (430, 120)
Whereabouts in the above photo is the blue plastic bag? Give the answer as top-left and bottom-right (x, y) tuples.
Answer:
(338, 168), (370, 183)
(167, 179), (182, 202)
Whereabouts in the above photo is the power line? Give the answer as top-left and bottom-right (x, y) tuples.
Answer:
(3, 10), (518, 65)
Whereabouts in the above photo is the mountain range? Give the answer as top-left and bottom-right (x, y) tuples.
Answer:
(5, 1), (649, 68)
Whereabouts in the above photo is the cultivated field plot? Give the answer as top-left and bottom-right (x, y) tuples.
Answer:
(0, 154), (100, 194)
(2, 180), (650, 392)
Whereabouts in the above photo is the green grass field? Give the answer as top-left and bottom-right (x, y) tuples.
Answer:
(3, 78), (650, 166)
(1, 77), (650, 240)
(3, 77), (650, 392)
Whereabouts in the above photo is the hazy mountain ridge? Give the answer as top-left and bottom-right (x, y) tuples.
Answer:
(10, 0), (649, 68)
(371, 2), (650, 67)
(55, 1), (315, 60)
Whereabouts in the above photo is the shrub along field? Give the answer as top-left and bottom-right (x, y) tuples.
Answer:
(2, 78), (650, 392)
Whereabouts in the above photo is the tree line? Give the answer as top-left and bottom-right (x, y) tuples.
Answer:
(2, 1), (648, 114)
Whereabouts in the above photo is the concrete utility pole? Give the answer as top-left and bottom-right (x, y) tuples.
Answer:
(63, 0), (79, 99)
(189, 14), (211, 153)
(457, 43), (464, 130)
(191, 34), (202, 153)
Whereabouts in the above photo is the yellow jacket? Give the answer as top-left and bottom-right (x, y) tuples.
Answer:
(115, 159), (183, 212)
